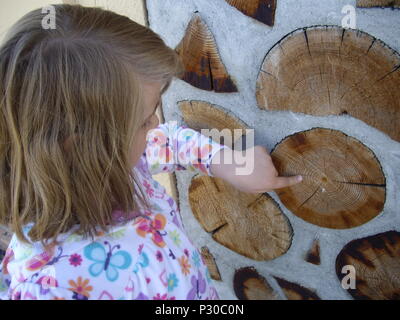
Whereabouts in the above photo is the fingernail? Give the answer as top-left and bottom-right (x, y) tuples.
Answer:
(297, 175), (303, 182)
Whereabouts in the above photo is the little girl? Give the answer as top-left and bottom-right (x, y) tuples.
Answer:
(0, 4), (301, 300)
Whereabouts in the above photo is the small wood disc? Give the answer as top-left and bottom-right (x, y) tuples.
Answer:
(274, 277), (321, 300)
(189, 175), (293, 261)
(305, 239), (321, 265)
(178, 100), (249, 149)
(225, 0), (277, 26)
(200, 246), (222, 281)
(336, 231), (400, 300)
(270, 128), (386, 229)
(234, 267), (279, 300)
(175, 13), (237, 92)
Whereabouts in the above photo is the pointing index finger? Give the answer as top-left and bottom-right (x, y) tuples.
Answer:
(273, 175), (303, 189)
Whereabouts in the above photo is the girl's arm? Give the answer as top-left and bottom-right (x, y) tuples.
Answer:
(210, 145), (303, 193)
(145, 121), (302, 193)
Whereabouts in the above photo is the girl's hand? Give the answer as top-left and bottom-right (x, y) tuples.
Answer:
(210, 146), (302, 194)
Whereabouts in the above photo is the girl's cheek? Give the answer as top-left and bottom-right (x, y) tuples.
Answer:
(150, 114), (159, 129)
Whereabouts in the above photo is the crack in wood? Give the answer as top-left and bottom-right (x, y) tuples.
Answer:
(259, 69), (293, 91)
(211, 222), (228, 235)
(341, 28), (346, 46)
(327, 80), (331, 109)
(366, 38), (376, 54)
(339, 29), (346, 58)
(207, 53), (214, 91)
(376, 64), (400, 82)
(246, 194), (265, 209)
(297, 183), (322, 209)
(303, 29), (312, 58)
(333, 180), (386, 188)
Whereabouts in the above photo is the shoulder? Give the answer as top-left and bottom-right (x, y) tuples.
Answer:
(3, 223), (147, 300)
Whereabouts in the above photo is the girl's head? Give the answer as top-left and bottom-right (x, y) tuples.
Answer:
(0, 4), (184, 247)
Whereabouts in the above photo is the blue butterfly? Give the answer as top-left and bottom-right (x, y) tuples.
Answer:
(133, 251), (149, 273)
(84, 241), (132, 282)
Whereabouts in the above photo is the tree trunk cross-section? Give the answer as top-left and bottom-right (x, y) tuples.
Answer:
(270, 128), (386, 229)
(256, 26), (400, 142)
(357, 0), (400, 7)
(336, 231), (400, 300)
(234, 267), (280, 300)
(175, 13), (237, 93)
(305, 239), (321, 265)
(200, 246), (222, 281)
(225, 0), (277, 26)
(189, 175), (293, 261)
(178, 100), (249, 149)
(274, 277), (321, 300)
(184, 105), (292, 260)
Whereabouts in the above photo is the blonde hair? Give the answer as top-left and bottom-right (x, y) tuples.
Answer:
(0, 4), (184, 248)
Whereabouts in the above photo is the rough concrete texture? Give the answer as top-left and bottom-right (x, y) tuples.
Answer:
(146, 0), (400, 299)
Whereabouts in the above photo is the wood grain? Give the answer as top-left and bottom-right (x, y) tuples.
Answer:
(175, 13), (237, 92)
(274, 277), (321, 300)
(189, 175), (292, 260)
(305, 239), (321, 265)
(178, 100), (249, 149)
(234, 267), (280, 299)
(270, 128), (386, 229)
(357, 0), (400, 7)
(256, 26), (400, 142)
(201, 246), (222, 281)
(336, 230), (400, 300)
(225, 0), (277, 26)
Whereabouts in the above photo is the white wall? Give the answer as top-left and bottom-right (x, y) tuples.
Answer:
(68, 0), (147, 25)
(0, 0), (147, 44)
(0, 0), (62, 43)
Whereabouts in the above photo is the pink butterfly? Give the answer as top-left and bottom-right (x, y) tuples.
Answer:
(135, 214), (167, 248)
(25, 246), (68, 271)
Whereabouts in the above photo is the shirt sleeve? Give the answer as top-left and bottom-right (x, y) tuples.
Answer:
(144, 121), (230, 177)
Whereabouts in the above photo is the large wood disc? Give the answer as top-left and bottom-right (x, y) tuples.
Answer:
(178, 100), (249, 149)
(270, 128), (386, 229)
(225, 0), (277, 26)
(175, 13), (237, 92)
(336, 231), (400, 300)
(189, 175), (293, 260)
(256, 26), (400, 142)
